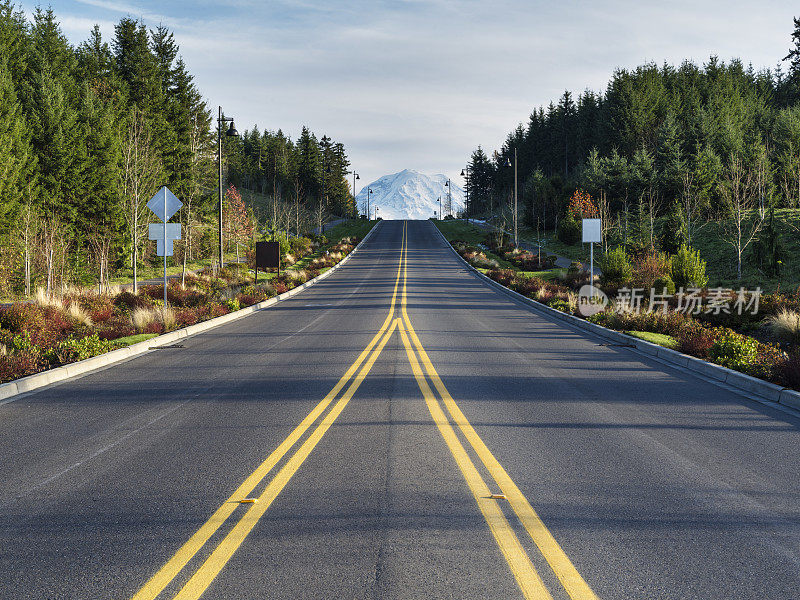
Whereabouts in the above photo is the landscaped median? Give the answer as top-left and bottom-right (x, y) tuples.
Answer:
(433, 220), (800, 411)
(0, 222), (378, 398)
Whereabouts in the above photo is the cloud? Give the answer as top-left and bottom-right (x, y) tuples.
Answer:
(48, 0), (799, 185)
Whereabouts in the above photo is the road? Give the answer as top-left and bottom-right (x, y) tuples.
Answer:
(1, 219), (798, 600)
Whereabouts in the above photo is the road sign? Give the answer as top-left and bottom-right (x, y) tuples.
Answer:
(255, 241), (280, 282)
(146, 186), (183, 305)
(582, 218), (602, 298)
(148, 223), (181, 257)
(256, 241), (280, 269)
(147, 186), (183, 223)
(582, 218), (602, 243)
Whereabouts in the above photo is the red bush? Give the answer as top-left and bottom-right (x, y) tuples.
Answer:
(677, 321), (718, 358)
(143, 321), (163, 335)
(96, 317), (135, 341)
(0, 351), (47, 384)
(777, 353), (800, 390)
(175, 309), (199, 327)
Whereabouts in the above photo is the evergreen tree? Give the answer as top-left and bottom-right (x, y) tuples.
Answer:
(782, 17), (800, 103)
(0, 64), (36, 237)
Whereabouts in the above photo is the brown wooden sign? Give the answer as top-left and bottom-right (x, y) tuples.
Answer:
(256, 241), (280, 269)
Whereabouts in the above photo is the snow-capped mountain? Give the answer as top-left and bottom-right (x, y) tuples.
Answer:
(355, 169), (465, 220)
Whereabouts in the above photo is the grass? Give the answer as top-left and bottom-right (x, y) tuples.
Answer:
(625, 330), (678, 349)
(113, 333), (159, 346)
(432, 220), (517, 269)
(108, 250), (242, 286)
(320, 219), (376, 241)
(434, 219), (492, 245)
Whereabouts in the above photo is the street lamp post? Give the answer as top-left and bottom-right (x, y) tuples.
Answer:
(504, 147), (518, 247)
(218, 106), (239, 269)
(367, 188), (374, 220)
(351, 171), (360, 216)
(438, 196), (441, 220)
(460, 168), (469, 222)
(444, 179), (452, 218)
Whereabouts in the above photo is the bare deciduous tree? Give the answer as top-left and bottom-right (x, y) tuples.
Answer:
(120, 107), (162, 293)
(720, 154), (765, 280)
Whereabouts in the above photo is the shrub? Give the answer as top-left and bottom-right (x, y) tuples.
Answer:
(708, 329), (759, 372)
(557, 214), (581, 245)
(549, 299), (572, 313)
(671, 244), (708, 289)
(290, 236), (313, 258)
(44, 334), (117, 365)
(677, 321), (718, 358)
(777, 353), (800, 390)
(96, 317), (135, 341)
(0, 351), (46, 383)
(114, 291), (153, 311)
(224, 298), (240, 312)
(599, 247), (633, 286)
(633, 251), (671, 289)
(652, 275), (676, 296)
(175, 308), (200, 327)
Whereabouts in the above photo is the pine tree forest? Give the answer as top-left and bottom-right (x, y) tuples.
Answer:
(0, 3), (356, 299)
(465, 17), (800, 287)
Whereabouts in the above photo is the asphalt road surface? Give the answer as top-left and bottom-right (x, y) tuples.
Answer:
(1, 220), (798, 600)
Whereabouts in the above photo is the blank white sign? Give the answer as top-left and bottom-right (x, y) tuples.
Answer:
(582, 218), (602, 243)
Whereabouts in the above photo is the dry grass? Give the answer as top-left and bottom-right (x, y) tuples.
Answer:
(0, 344), (7, 357)
(66, 303), (93, 327)
(284, 253), (296, 266)
(157, 306), (176, 330)
(766, 309), (800, 343)
(566, 292), (578, 313)
(131, 307), (157, 331)
(328, 251), (343, 261)
(131, 306), (176, 331)
(33, 287), (62, 309)
(286, 269), (308, 283)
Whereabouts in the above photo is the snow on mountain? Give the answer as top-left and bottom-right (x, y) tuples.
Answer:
(355, 169), (465, 220)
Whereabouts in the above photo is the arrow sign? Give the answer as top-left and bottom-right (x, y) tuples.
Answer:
(148, 223), (181, 257)
(147, 186), (183, 223)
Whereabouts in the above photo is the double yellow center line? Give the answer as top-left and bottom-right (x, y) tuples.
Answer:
(131, 221), (598, 600)
(396, 223), (599, 600)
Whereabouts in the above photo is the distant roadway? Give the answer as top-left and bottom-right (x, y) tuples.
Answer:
(1, 220), (798, 599)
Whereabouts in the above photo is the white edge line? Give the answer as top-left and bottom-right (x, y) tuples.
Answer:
(429, 221), (800, 418)
(0, 222), (382, 406)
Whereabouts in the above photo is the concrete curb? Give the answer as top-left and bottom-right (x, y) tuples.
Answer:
(432, 222), (799, 412)
(0, 222), (381, 403)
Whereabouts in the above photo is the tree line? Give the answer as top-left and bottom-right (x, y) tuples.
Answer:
(0, 2), (354, 297)
(464, 17), (800, 278)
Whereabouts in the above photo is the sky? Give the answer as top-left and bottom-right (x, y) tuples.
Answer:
(31, 1), (800, 188)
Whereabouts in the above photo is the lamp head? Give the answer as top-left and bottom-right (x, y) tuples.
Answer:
(226, 121), (239, 137)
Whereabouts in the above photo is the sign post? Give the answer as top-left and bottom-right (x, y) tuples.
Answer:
(582, 218), (602, 297)
(147, 186), (183, 305)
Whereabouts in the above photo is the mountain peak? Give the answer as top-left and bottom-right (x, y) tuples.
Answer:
(355, 170), (464, 220)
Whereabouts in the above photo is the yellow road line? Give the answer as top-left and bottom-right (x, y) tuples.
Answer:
(174, 319), (399, 600)
(131, 222), (407, 600)
(400, 222), (599, 600)
(397, 319), (552, 600)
